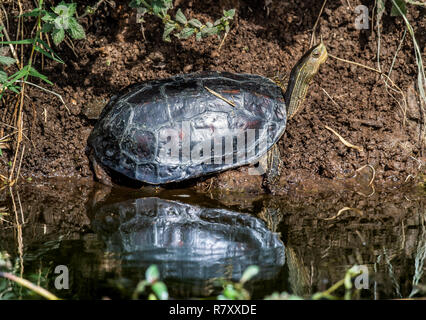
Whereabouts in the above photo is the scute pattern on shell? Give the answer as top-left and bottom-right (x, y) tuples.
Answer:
(88, 71), (287, 184)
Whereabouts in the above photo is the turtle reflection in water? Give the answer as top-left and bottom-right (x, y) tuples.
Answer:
(87, 43), (328, 187)
(90, 196), (285, 296)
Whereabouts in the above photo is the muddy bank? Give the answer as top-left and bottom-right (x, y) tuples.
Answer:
(0, 0), (425, 193)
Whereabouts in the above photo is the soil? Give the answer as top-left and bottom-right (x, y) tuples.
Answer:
(1, 0), (425, 194)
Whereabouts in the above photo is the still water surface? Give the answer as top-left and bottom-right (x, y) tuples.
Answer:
(1, 182), (425, 299)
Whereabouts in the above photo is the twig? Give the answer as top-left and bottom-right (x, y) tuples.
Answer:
(329, 52), (408, 122)
(0, 5), (20, 67)
(325, 207), (363, 220)
(329, 53), (400, 90)
(204, 86), (236, 107)
(321, 87), (341, 108)
(325, 125), (363, 152)
(15, 80), (69, 114)
(356, 164), (376, 186)
(0, 272), (60, 300)
(406, 1), (426, 7)
(310, 0), (327, 47)
(14, 144), (25, 186)
(218, 29), (230, 52)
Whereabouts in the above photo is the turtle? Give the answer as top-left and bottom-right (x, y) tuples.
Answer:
(90, 195), (285, 295)
(87, 42), (328, 187)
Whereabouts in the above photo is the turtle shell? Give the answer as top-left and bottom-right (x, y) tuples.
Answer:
(90, 196), (285, 288)
(88, 71), (287, 184)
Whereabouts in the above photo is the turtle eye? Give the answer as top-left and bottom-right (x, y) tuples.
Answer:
(312, 49), (320, 58)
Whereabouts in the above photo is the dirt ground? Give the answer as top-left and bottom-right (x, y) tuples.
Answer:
(1, 0), (425, 194)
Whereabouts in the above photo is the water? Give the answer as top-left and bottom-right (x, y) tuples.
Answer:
(0, 181), (425, 299)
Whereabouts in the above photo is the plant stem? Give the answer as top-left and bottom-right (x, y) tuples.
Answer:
(0, 271), (60, 300)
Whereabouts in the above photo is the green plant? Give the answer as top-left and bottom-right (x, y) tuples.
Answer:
(129, 0), (235, 42)
(217, 265), (259, 300)
(21, 1), (85, 45)
(389, 0), (426, 113)
(0, 251), (60, 300)
(0, 1), (84, 98)
(374, 0), (425, 145)
(0, 28), (16, 85)
(132, 265), (169, 300)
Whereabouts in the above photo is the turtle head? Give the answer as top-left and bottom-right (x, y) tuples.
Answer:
(284, 41), (328, 119)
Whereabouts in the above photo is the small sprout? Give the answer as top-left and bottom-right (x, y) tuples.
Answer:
(222, 284), (240, 300)
(37, 1), (87, 45)
(132, 265), (169, 300)
(145, 265), (160, 284)
(240, 265), (259, 284)
(152, 281), (169, 300)
(130, 0), (235, 42)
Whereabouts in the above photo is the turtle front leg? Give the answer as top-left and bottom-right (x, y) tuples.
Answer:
(261, 144), (283, 192)
(89, 150), (113, 186)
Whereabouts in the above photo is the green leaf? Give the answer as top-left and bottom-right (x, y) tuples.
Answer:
(8, 86), (20, 94)
(175, 9), (187, 25)
(0, 56), (16, 66)
(52, 28), (65, 45)
(145, 265), (160, 284)
(148, 293), (157, 300)
(224, 9), (236, 18)
(41, 23), (54, 33)
(163, 22), (175, 42)
(35, 38), (64, 63)
(66, 3), (77, 17)
(178, 27), (195, 39)
(67, 18), (86, 39)
(28, 66), (53, 85)
(134, 280), (148, 295)
(188, 19), (202, 28)
(0, 39), (34, 45)
(222, 284), (239, 300)
(151, 281), (169, 300)
(42, 12), (56, 23)
(240, 265), (259, 284)
(53, 2), (73, 17)
(34, 45), (63, 64)
(8, 66), (30, 82)
(195, 32), (202, 41)
(206, 21), (213, 28)
(128, 0), (142, 8)
(214, 19), (222, 26)
(152, 0), (170, 16)
(0, 70), (7, 82)
(201, 26), (218, 36)
(391, 0), (407, 16)
(20, 8), (46, 17)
